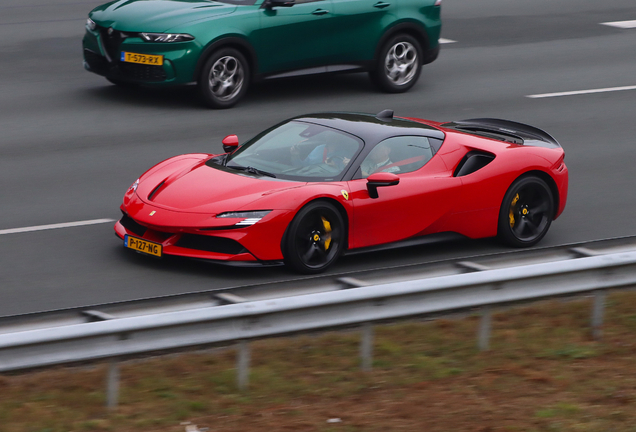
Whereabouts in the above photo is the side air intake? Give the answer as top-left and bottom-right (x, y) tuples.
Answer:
(454, 151), (495, 177)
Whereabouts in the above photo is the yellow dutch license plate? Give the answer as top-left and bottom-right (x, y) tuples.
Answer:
(120, 51), (163, 66)
(125, 235), (162, 257)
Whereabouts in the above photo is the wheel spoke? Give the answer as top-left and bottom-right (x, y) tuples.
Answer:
(302, 244), (319, 263)
(384, 41), (418, 86)
(514, 218), (529, 236)
(329, 226), (341, 240)
(525, 218), (540, 235)
(531, 201), (550, 215)
(208, 55), (244, 101)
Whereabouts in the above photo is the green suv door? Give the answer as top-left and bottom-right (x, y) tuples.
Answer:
(254, 0), (336, 74)
(329, 0), (396, 63)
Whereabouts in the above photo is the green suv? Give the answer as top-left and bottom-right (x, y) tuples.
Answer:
(83, 0), (442, 108)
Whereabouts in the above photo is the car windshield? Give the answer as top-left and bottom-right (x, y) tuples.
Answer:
(224, 120), (363, 182)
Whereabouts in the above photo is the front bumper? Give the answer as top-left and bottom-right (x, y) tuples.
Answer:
(114, 207), (294, 265)
(82, 26), (200, 85)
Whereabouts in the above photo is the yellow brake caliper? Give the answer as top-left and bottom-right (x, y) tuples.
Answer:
(321, 216), (332, 250)
(509, 193), (520, 227)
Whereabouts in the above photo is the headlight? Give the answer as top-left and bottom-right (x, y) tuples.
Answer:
(128, 179), (140, 193)
(86, 17), (97, 31)
(140, 33), (194, 43)
(217, 210), (271, 226)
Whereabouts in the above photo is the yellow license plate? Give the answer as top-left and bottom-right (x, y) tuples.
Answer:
(125, 235), (162, 257)
(120, 51), (163, 66)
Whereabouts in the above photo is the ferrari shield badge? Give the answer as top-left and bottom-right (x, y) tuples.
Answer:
(341, 190), (349, 200)
(149, 211), (156, 216)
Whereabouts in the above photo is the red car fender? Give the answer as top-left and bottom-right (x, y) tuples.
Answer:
(236, 182), (354, 260)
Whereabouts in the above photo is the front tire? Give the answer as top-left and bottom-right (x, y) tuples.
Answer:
(498, 175), (554, 247)
(283, 201), (345, 274)
(198, 48), (249, 109)
(370, 34), (422, 93)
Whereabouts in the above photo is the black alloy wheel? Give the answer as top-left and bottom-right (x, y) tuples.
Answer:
(199, 47), (250, 109)
(498, 175), (554, 247)
(284, 201), (345, 274)
(370, 33), (422, 93)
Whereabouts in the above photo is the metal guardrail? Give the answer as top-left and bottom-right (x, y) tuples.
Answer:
(2, 248), (636, 407)
(3, 235), (636, 333)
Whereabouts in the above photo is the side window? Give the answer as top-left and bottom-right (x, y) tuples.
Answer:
(356, 136), (433, 179)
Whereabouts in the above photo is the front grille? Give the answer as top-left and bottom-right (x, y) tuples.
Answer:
(84, 49), (109, 75)
(99, 27), (127, 61)
(176, 234), (247, 255)
(91, 26), (166, 82)
(120, 214), (147, 237)
(119, 62), (167, 81)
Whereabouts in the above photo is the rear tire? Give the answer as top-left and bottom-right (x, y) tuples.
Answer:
(283, 201), (345, 274)
(199, 48), (249, 109)
(498, 175), (554, 247)
(370, 34), (422, 93)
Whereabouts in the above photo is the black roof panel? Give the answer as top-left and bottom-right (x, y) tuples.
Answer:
(291, 112), (445, 143)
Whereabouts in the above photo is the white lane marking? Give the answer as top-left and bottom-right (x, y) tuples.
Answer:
(526, 85), (636, 99)
(601, 20), (636, 29)
(439, 38), (457, 44)
(0, 218), (115, 235)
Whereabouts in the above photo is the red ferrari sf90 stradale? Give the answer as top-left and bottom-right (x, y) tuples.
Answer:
(115, 110), (568, 273)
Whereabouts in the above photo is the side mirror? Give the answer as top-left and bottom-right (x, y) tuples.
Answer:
(222, 134), (239, 153)
(366, 172), (399, 199)
(264, 0), (295, 8)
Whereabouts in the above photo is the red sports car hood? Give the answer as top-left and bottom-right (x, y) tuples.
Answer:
(136, 159), (304, 213)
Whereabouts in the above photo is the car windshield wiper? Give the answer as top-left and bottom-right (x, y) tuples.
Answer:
(226, 164), (277, 178)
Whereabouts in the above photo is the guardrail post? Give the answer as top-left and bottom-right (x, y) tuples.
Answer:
(237, 340), (250, 391)
(360, 322), (374, 371)
(106, 359), (120, 410)
(478, 306), (492, 351)
(591, 290), (606, 340)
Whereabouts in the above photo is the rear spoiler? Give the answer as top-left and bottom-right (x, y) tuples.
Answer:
(442, 118), (561, 149)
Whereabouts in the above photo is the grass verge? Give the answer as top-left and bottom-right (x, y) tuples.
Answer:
(2, 290), (636, 431)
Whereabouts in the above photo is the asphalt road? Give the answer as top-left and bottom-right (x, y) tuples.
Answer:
(1, 0), (635, 316)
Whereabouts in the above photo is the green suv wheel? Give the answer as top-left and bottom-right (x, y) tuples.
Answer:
(199, 48), (250, 109)
(371, 34), (422, 93)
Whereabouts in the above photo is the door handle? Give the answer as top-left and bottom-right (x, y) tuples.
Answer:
(373, 1), (390, 8)
(311, 8), (329, 15)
